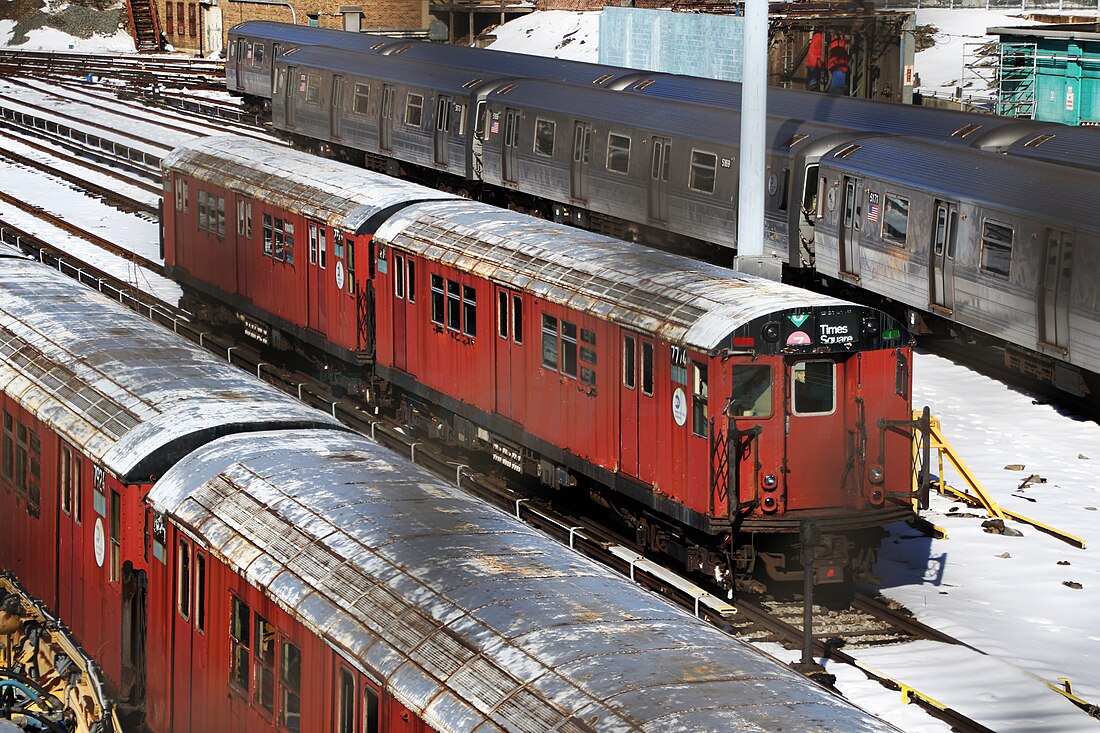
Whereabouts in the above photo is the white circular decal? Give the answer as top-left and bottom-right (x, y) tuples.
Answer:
(767, 172), (778, 196)
(672, 387), (688, 427)
(335, 260), (346, 290)
(93, 517), (106, 568)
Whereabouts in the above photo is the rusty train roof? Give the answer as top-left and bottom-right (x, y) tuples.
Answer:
(162, 136), (459, 234)
(149, 428), (895, 733)
(376, 200), (864, 352)
(0, 257), (343, 483)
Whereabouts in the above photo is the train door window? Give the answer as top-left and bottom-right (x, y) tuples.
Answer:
(777, 168), (791, 211)
(580, 328), (596, 387)
(933, 205), (947, 256)
(623, 335), (636, 390)
(560, 321), (578, 378)
(285, 224), (295, 265)
(688, 150), (717, 194)
(504, 110), (519, 148)
(882, 193), (909, 247)
(802, 164), (820, 217)
(437, 96), (451, 133)
(542, 314), (559, 370)
(109, 489), (120, 581)
(309, 224), (319, 266)
(474, 101), (487, 138)
(843, 180), (856, 229)
(362, 686), (379, 733)
(446, 280), (461, 331)
(72, 453), (82, 524)
(274, 68), (285, 96)
(394, 255), (405, 299)
(332, 76), (344, 112)
(194, 552), (206, 634)
(93, 466), (106, 517)
(174, 175), (184, 211)
(641, 341), (654, 396)
(730, 364), (772, 418)
(534, 119), (555, 157)
(498, 292), (508, 338)
(255, 616), (276, 714)
(217, 197), (226, 238)
(336, 667), (355, 733)
(607, 133), (630, 174)
(353, 83), (370, 115)
(198, 190), (207, 230)
(571, 124), (589, 164)
(263, 214), (274, 256)
(176, 539), (191, 621)
(512, 295), (523, 344)
(230, 596), (251, 693)
(60, 446), (72, 515)
(651, 140), (670, 182)
(791, 360), (836, 416)
(281, 640), (302, 732)
(455, 103), (467, 137)
(27, 429), (39, 514)
(381, 85), (393, 120)
(406, 259), (416, 302)
(462, 286), (477, 337)
(404, 93), (424, 128)
(344, 238), (356, 295)
(237, 198), (253, 238)
(317, 228), (325, 269)
(980, 220), (1013, 278)
(430, 275), (444, 325)
(692, 362), (708, 438)
(15, 422), (26, 496)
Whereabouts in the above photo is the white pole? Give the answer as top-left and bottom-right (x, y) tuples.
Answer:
(735, 0), (775, 277)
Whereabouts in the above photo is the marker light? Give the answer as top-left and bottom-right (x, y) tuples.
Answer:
(762, 473), (778, 490)
(869, 466), (885, 484)
(761, 321), (780, 343)
(762, 496), (778, 512)
(732, 336), (755, 347)
(862, 316), (879, 337)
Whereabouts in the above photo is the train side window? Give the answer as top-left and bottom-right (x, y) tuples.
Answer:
(688, 150), (717, 194)
(791, 360), (836, 416)
(607, 133), (630, 174)
(195, 552), (206, 634)
(430, 275), (444, 325)
(692, 362), (708, 438)
(274, 218), (285, 261)
(623, 335), (636, 390)
(281, 640), (302, 732)
(497, 292), (508, 339)
(882, 193), (909, 247)
(394, 255), (405, 299)
(730, 365), (772, 417)
(177, 540), (191, 621)
(560, 321), (578, 378)
(980, 220), (1013, 278)
(336, 667), (355, 733)
(512, 295), (523, 344)
(352, 83), (370, 115)
(462, 286), (477, 337)
(534, 119), (555, 157)
(446, 280), (461, 331)
(255, 616), (276, 713)
(641, 341), (654, 396)
(305, 74), (321, 105)
(230, 596), (251, 693)
(362, 686), (379, 733)
(542, 314), (559, 370)
(404, 93), (424, 128)
(407, 259), (416, 303)
(263, 214), (273, 256)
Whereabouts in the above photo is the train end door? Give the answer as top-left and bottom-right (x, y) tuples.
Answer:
(782, 357), (853, 510)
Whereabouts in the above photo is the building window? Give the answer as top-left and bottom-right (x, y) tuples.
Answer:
(353, 83), (370, 115)
(607, 133), (630, 174)
(980, 220), (1013, 277)
(187, 2), (196, 38)
(263, 214), (273, 256)
(281, 641), (302, 732)
(534, 119), (555, 157)
(255, 616), (276, 714)
(165, 2), (173, 35)
(230, 597), (251, 693)
(175, 1), (184, 36)
(541, 314), (558, 369)
(792, 360), (836, 415)
(446, 280), (461, 331)
(177, 540), (191, 621)
(730, 364), (772, 418)
(641, 341), (654, 396)
(431, 274), (444, 325)
(462, 285), (477, 337)
(689, 150), (718, 194)
(404, 93), (424, 127)
(692, 362), (708, 438)
(882, 193), (909, 247)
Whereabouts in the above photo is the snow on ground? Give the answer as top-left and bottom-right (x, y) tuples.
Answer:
(0, 23), (135, 53)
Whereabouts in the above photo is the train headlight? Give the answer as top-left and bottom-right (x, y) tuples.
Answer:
(869, 466), (884, 484)
(762, 473), (778, 491)
(761, 321), (780, 343)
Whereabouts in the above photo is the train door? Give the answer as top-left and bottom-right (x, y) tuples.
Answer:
(392, 252), (408, 371)
(171, 537), (194, 733)
(502, 107), (520, 183)
(307, 221), (323, 332)
(839, 176), (863, 279)
(1040, 229), (1074, 350)
(782, 358), (851, 509)
(434, 94), (452, 167)
(648, 137), (670, 224)
(331, 74), (344, 140)
(380, 84), (394, 151)
(285, 65), (297, 130)
(494, 288), (524, 420)
(570, 121), (592, 203)
(930, 200), (958, 312)
(619, 333), (656, 481)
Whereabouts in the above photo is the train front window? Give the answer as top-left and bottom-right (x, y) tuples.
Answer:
(791, 361), (836, 416)
(730, 365), (772, 418)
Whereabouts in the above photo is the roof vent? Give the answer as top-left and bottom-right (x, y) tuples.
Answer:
(835, 144), (862, 159)
(594, 74), (614, 85)
(634, 79), (657, 90)
(952, 123), (983, 138)
(1023, 133), (1056, 148)
(787, 133), (809, 148)
(461, 78), (483, 89)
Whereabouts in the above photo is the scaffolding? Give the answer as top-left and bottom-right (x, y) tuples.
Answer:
(961, 40), (1037, 118)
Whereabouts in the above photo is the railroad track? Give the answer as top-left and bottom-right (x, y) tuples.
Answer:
(0, 50), (224, 91)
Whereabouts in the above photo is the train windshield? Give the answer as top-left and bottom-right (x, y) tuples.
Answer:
(791, 360), (836, 416)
